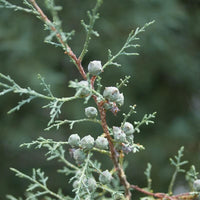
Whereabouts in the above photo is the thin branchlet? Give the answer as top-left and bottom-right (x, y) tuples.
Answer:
(0, 73), (79, 124)
(45, 118), (102, 131)
(144, 163), (152, 191)
(10, 168), (65, 200)
(168, 146), (188, 195)
(79, 0), (102, 61)
(103, 21), (155, 70)
(0, 0), (38, 14)
(28, 0), (87, 79)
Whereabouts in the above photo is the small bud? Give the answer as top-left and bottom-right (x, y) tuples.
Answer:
(116, 93), (124, 106)
(110, 103), (120, 115)
(75, 170), (82, 177)
(103, 87), (120, 102)
(88, 60), (103, 76)
(122, 144), (133, 154)
(80, 135), (94, 149)
(122, 122), (134, 135)
(126, 134), (134, 143)
(95, 136), (109, 149)
(113, 126), (126, 143)
(68, 134), (80, 147)
(87, 177), (97, 192)
(73, 149), (86, 164)
(103, 102), (114, 110)
(85, 107), (98, 118)
(112, 193), (124, 200)
(193, 179), (200, 191)
(76, 80), (90, 97)
(103, 102), (120, 115)
(72, 180), (79, 189)
(99, 170), (112, 184)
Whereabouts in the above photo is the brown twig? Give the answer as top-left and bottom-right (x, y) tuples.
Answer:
(28, 0), (87, 80)
(131, 185), (199, 200)
(172, 192), (199, 200)
(97, 101), (131, 199)
(90, 76), (97, 89)
(131, 185), (174, 199)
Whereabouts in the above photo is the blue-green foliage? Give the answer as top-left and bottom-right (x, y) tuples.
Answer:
(0, 0), (200, 199)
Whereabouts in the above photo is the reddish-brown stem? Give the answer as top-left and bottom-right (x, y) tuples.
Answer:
(131, 185), (198, 200)
(90, 76), (97, 89)
(172, 192), (199, 200)
(96, 101), (131, 199)
(29, 0), (131, 198)
(29, 0), (87, 80)
(131, 185), (175, 199)
(64, 52), (87, 80)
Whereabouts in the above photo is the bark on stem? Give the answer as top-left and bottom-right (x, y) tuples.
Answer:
(96, 101), (131, 199)
(131, 185), (174, 200)
(130, 185), (198, 200)
(29, 0), (87, 80)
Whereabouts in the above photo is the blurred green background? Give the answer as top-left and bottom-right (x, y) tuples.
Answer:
(0, 0), (200, 198)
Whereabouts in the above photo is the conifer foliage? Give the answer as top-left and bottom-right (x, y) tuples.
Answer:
(0, 0), (199, 199)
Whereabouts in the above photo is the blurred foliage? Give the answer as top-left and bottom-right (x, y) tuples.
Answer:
(0, 0), (200, 198)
